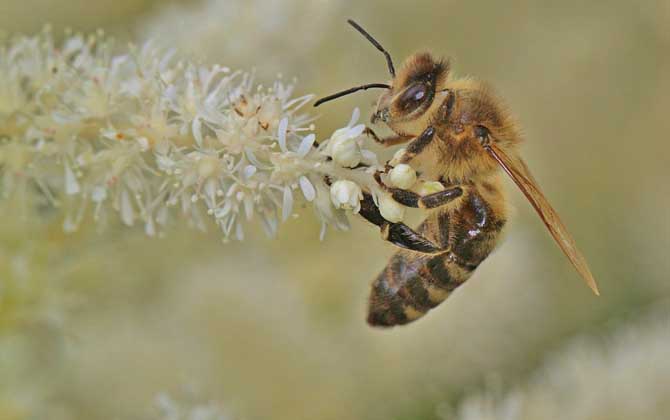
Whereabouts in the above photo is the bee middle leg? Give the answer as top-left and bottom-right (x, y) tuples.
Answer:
(373, 172), (463, 209)
(358, 192), (445, 254)
(390, 186), (462, 209)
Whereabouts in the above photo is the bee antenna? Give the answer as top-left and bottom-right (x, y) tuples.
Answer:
(347, 19), (396, 78)
(313, 83), (390, 107)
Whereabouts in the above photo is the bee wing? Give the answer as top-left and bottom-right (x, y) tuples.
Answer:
(486, 143), (600, 295)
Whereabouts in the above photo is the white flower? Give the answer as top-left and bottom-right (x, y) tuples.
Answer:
(417, 181), (446, 196)
(389, 148), (407, 166)
(378, 194), (405, 223)
(323, 108), (366, 168)
(331, 135), (362, 168)
(330, 180), (363, 213)
(388, 164), (417, 189)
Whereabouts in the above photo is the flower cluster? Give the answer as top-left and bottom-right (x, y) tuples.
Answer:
(155, 393), (236, 420)
(0, 29), (403, 241)
(446, 305), (670, 420)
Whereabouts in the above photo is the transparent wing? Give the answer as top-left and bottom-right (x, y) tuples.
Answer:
(486, 143), (600, 295)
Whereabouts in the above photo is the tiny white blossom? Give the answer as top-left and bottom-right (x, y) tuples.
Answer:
(388, 164), (417, 189)
(389, 148), (407, 167)
(378, 194), (405, 223)
(329, 180), (363, 213)
(322, 108), (366, 168)
(330, 135), (362, 168)
(417, 181), (446, 196)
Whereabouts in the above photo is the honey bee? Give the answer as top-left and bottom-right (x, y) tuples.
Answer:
(315, 20), (599, 327)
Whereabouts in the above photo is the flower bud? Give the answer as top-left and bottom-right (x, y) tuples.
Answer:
(330, 180), (363, 213)
(389, 148), (407, 166)
(378, 194), (405, 223)
(417, 181), (446, 196)
(330, 135), (362, 168)
(388, 164), (417, 189)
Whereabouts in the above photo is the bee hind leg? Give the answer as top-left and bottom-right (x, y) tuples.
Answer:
(358, 192), (446, 254)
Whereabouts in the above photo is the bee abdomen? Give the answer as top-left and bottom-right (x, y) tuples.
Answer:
(367, 252), (473, 327)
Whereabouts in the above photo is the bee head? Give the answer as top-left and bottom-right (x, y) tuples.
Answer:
(371, 53), (450, 136)
(314, 20), (450, 139)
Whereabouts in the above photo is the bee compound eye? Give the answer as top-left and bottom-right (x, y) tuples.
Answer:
(399, 83), (428, 111)
(474, 125), (490, 140)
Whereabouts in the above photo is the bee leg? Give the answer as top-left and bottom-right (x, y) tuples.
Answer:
(358, 191), (387, 227)
(364, 127), (412, 146)
(358, 192), (445, 254)
(391, 187), (463, 209)
(373, 172), (462, 209)
(381, 223), (444, 253)
(396, 126), (435, 164)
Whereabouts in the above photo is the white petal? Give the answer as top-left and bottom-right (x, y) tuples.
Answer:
(235, 222), (245, 241)
(282, 94), (314, 111)
(192, 117), (203, 147)
(336, 187), (350, 204)
(348, 107), (360, 127)
(243, 164), (257, 179)
(278, 117), (289, 152)
(360, 149), (379, 165)
(145, 217), (156, 237)
(299, 176), (316, 202)
(120, 189), (135, 226)
(214, 201), (233, 219)
(244, 196), (254, 220)
(261, 212), (278, 237)
(281, 186), (293, 221)
(244, 148), (266, 169)
(91, 186), (107, 202)
(156, 206), (169, 225)
(136, 137), (150, 151)
(349, 123), (365, 138)
(296, 134), (316, 157)
(64, 164), (80, 195)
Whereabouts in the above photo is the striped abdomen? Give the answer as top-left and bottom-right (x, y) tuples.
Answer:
(368, 189), (505, 327)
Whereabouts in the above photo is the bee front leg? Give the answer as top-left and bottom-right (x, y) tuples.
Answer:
(358, 192), (445, 254)
(395, 126), (436, 164)
(364, 127), (412, 147)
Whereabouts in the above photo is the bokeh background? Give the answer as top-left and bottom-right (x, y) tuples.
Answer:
(1, 1), (669, 419)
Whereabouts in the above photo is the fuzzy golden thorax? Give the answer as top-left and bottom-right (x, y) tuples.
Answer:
(373, 53), (522, 183)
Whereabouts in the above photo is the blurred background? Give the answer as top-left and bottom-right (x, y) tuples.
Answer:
(1, 0), (669, 419)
